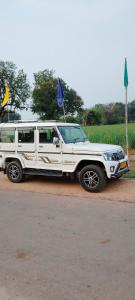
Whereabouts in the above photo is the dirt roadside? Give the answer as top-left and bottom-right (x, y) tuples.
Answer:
(0, 173), (135, 203)
(129, 149), (135, 171)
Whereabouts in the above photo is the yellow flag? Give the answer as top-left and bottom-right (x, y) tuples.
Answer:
(2, 82), (9, 107)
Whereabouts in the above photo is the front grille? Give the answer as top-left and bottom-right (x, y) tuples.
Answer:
(112, 150), (125, 161)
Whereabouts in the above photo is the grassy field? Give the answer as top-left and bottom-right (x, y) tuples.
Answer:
(83, 123), (135, 149)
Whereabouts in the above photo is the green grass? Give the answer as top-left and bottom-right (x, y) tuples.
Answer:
(83, 123), (135, 148)
(123, 170), (135, 178)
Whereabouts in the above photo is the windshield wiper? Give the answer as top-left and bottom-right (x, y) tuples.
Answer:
(72, 138), (81, 143)
(72, 138), (88, 143)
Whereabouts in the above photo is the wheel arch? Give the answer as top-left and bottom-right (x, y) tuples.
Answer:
(75, 160), (106, 174)
(4, 157), (23, 173)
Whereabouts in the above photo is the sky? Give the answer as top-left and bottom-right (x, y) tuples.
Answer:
(0, 0), (135, 120)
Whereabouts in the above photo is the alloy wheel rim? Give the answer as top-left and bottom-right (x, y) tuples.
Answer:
(83, 170), (99, 188)
(9, 165), (20, 180)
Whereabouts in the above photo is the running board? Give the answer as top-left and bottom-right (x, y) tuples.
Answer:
(23, 168), (63, 177)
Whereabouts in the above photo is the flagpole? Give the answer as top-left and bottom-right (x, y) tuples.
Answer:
(125, 86), (128, 156)
(63, 101), (66, 123)
(7, 105), (9, 123)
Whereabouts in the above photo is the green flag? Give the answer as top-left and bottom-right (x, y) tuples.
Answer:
(124, 58), (128, 87)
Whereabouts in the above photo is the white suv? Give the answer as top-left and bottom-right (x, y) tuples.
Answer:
(0, 122), (129, 192)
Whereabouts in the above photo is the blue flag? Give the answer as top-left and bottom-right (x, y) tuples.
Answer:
(57, 79), (64, 108)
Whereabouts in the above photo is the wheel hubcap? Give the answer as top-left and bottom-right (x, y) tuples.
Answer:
(83, 170), (99, 188)
(9, 165), (20, 180)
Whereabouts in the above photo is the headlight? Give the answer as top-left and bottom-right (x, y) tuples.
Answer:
(103, 152), (114, 161)
(103, 149), (125, 161)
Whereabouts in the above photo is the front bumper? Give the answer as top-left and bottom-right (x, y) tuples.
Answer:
(111, 165), (130, 178)
(111, 160), (130, 178)
(105, 156), (129, 178)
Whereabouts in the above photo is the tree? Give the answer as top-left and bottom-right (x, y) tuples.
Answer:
(31, 69), (84, 120)
(93, 104), (106, 124)
(0, 61), (30, 111)
(82, 108), (102, 126)
(102, 102), (125, 124)
(128, 100), (135, 122)
(1, 111), (21, 122)
(87, 109), (101, 125)
(88, 102), (125, 125)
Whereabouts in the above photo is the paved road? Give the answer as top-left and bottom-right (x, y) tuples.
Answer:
(0, 190), (135, 300)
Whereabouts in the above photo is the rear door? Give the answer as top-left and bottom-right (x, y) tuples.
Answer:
(0, 127), (15, 152)
(17, 127), (36, 167)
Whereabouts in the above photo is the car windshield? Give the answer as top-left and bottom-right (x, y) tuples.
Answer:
(58, 126), (88, 144)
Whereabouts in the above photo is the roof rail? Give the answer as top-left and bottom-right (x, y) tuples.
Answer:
(5, 119), (63, 124)
(13, 120), (39, 123)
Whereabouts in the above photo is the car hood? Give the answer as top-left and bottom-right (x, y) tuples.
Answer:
(72, 142), (122, 153)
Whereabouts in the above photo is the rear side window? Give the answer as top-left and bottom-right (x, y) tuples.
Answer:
(0, 129), (15, 143)
(18, 128), (35, 143)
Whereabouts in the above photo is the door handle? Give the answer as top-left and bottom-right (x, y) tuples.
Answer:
(39, 145), (43, 148)
(18, 145), (22, 147)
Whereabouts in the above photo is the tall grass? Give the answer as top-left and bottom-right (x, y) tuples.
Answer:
(83, 123), (135, 149)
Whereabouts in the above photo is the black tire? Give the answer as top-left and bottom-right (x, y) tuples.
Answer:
(6, 161), (23, 183)
(79, 164), (107, 193)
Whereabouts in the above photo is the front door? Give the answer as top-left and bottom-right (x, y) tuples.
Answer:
(36, 126), (62, 170)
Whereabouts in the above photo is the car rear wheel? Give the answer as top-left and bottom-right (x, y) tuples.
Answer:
(6, 161), (23, 183)
(79, 164), (107, 193)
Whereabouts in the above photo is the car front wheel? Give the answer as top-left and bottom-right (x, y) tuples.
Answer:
(79, 164), (107, 193)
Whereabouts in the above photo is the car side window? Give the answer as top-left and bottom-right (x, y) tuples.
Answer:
(0, 129), (15, 143)
(18, 128), (35, 143)
(38, 127), (58, 144)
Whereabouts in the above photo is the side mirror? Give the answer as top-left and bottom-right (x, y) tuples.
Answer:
(53, 137), (59, 145)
